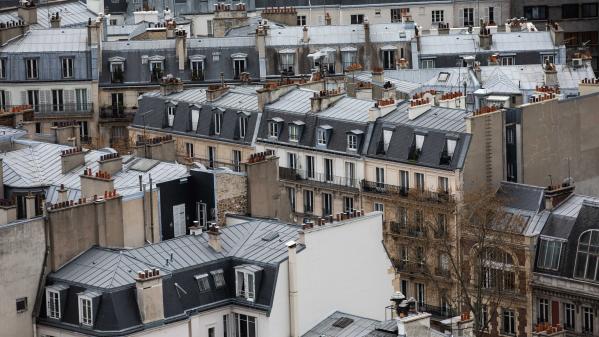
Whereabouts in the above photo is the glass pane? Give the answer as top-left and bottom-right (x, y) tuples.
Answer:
(575, 252), (588, 278)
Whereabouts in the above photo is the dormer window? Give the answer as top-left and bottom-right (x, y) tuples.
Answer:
(211, 269), (226, 288)
(167, 105), (176, 127)
(147, 55), (165, 81)
(537, 238), (563, 270)
(189, 55), (206, 81)
(46, 290), (60, 319)
(214, 111), (223, 135)
(235, 265), (263, 301)
(195, 274), (211, 292)
(441, 138), (457, 165)
(341, 47), (357, 71)
(347, 134), (357, 151)
(289, 125), (299, 142)
(279, 49), (295, 75)
(268, 117), (283, 139)
(383, 129), (393, 153)
(191, 109), (199, 131)
(238, 114), (248, 138)
(231, 53), (247, 80)
(78, 291), (99, 327)
(317, 125), (332, 146)
(574, 230), (599, 281)
(409, 133), (425, 161)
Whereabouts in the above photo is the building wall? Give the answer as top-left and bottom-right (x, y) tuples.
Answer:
(214, 171), (248, 223)
(0, 217), (46, 337)
(296, 212), (395, 335)
(520, 94), (599, 195)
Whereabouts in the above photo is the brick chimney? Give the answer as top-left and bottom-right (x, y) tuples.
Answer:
(80, 168), (115, 198)
(544, 183), (575, 210)
(25, 193), (37, 219)
(0, 199), (17, 225)
(18, 0), (37, 25)
(368, 98), (397, 121)
(50, 12), (60, 28)
(478, 20), (492, 50)
(257, 82), (297, 112)
(310, 88), (344, 113)
(160, 74), (184, 96)
(135, 269), (164, 324)
(207, 225), (222, 252)
(61, 147), (85, 174)
(207, 74), (229, 101)
(579, 77), (599, 96)
(98, 152), (122, 176)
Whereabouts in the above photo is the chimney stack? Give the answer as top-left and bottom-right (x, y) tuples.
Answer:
(302, 25), (309, 43)
(543, 60), (558, 87)
(98, 152), (123, 176)
(135, 268), (164, 324)
(60, 147), (85, 174)
(544, 183), (575, 210)
(175, 29), (187, 70)
(25, 193), (37, 219)
(287, 241), (299, 337)
(18, 0), (37, 25)
(0, 199), (17, 225)
(50, 12), (60, 28)
(208, 225), (222, 252)
(478, 20), (492, 50)
(58, 184), (68, 203)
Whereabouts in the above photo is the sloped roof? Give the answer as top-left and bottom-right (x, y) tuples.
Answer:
(0, 1), (96, 29)
(482, 68), (521, 94)
(302, 311), (384, 337)
(0, 28), (88, 53)
(418, 31), (555, 55)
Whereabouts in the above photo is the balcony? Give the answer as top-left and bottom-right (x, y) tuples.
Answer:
(32, 103), (94, 118)
(395, 260), (429, 274)
(100, 106), (137, 122)
(386, 222), (428, 239)
(279, 167), (360, 191)
(189, 156), (246, 172)
(361, 180), (453, 203)
(435, 267), (451, 278)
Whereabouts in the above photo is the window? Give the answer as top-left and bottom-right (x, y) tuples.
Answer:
(46, 290), (60, 319)
(304, 190), (314, 213)
(268, 121), (279, 138)
(0, 90), (7, 110)
(27, 90), (39, 112)
(75, 88), (88, 111)
(208, 146), (216, 168)
(150, 60), (163, 81)
(232, 150), (241, 172)
(400, 170), (409, 191)
(399, 246), (408, 262)
(208, 327), (215, 337)
(223, 315), (229, 337)
(238, 116), (247, 138)
(233, 58), (246, 80)
(537, 239), (562, 270)
(501, 56), (515, 66)
(485, 7), (495, 23)
(524, 6), (548, 20)
(236, 271), (255, 300)
(582, 3), (598, 18)
(112, 126), (125, 139)
(375, 9), (381, 16)
(415, 173), (425, 191)
(190, 109), (200, 132)
(110, 62), (124, 82)
(350, 14), (364, 24)
(438, 177), (449, 193)
(574, 230), (599, 281)
(167, 106), (176, 127)
(342, 51), (357, 71)
(323, 51), (335, 74)
(16, 297), (27, 313)
(421, 59), (435, 69)
(62, 58), (74, 78)
(542, 54), (555, 65)
(538, 299), (549, 323)
(289, 125), (299, 142)
(439, 253), (449, 272)
(26, 59), (38, 79)
(383, 129), (393, 153)
(391, 8), (409, 22)
(317, 129), (327, 145)
(583, 307), (594, 333)
(463, 8), (474, 26)
(35, 123), (41, 134)
(437, 213), (447, 237)
(324, 158), (334, 182)
(446, 139), (457, 160)
(0, 58), (6, 78)
(374, 202), (384, 213)
(376, 167), (385, 187)
(479, 305), (489, 331)
(287, 152), (297, 169)
(398, 206), (408, 226)
(345, 162), (355, 187)
(502, 309), (516, 335)
(481, 248), (515, 291)
(401, 280), (408, 297)
(564, 303), (575, 329)
(79, 296), (93, 326)
(416, 283), (425, 306)
(280, 53), (294, 74)
(382, 50), (395, 70)
(288, 187), (296, 211)
(195, 274), (211, 292)
(562, 4), (579, 19)
(297, 15), (306, 26)
(346, 134), (358, 151)
(186, 142), (194, 158)
(414, 210), (424, 231)
(306, 156), (315, 179)
(111, 92), (124, 114)
(344, 196), (354, 212)
(431, 10), (444, 23)
(191, 60), (204, 81)
(235, 313), (257, 337)
(79, 121), (89, 139)
(214, 113), (222, 135)
(51, 89), (64, 112)
(323, 192), (333, 215)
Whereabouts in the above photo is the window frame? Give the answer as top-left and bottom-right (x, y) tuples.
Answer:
(463, 7), (474, 26)
(431, 10), (444, 23)
(78, 295), (93, 327)
(502, 309), (516, 335)
(214, 112), (223, 135)
(268, 121), (279, 138)
(347, 134), (358, 151)
(62, 57), (74, 79)
(317, 128), (327, 145)
(582, 3), (598, 18)
(289, 124), (299, 142)
(25, 58), (39, 79)
(304, 189), (314, 213)
(350, 14), (364, 24)
(16, 297), (27, 313)
(46, 289), (61, 319)
(235, 270), (256, 301)
(239, 116), (247, 138)
(0, 58), (6, 79)
(195, 273), (211, 292)
(573, 230), (599, 281)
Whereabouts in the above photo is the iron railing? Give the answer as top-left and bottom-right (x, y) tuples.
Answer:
(32, 103), (93, 116)
(361, 180), (453, 203)
(279, 167), (360, 189)
(100, 106), (137, 120)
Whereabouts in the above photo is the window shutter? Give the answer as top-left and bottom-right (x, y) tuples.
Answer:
(4, 90), (10, 106)
(21, 91), (27, 105)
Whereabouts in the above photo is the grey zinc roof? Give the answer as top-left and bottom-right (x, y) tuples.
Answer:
(0, 28), (88, 53)
(0, 1), (96, 29)
(0, 140), (188, 200)
(319, 97), (375, 123)
(552, 194), (599, 218)
(382, 101), (470, 133)
(267, 88), (313, 114)
(480, 64), (596, 92)
(418, 31), (555, 55)
(302, 311), (382, 337)
(51, 219), (301, 289)
(497, 181), (545, 212)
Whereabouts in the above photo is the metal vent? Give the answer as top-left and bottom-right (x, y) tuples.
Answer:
(332, 317), (354, 328)
(261, 231), (279, 242)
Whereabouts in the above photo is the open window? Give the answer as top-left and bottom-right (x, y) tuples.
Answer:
(212, 108), (224, 135)
(147, 55), (165, 81)
(289, 121), (304, 142)
(109, 56), (125, 83)
(235, 265), (263, 301)
(341, 47), (357, 71)
(279, 49), (295, 75)
(237, 111), (250, 139)
(347, 129), (363, 152)
(409, 133), (425, 161)
(316, 125), (332, 147)
(268, 117), (283, 139)
(440, 137), (457, 165)
(381, 46), (396, 70)
(211, 269), (226, 288)
(231, 53), (247, 80)
(166, 103), (177, 127)
(195, 274), (211, 292)
(189, 55), (206, 81)
(46, 284), (68, 320)
(78, 291), (100, 327)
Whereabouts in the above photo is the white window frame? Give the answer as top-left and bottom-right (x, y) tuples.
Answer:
(463, 7), (474, 26)
(350, 14), (364, 24)
(347, 134), (358, 151)
(235, 313), (257, 337)
(501, 56), (515, 66)
(0, 58), (5, 78)
(232, 149), (242, 172)
(191, 60), (204, 80)
(502, 308), (516, 335)
(62, 58), (74, 79)
(78, 296), (93, 326)
(26, 58), (38, 79)
(236, 270), (256, 301)
(432, 10), (444, 23)
(167, 105), (176, 127)
(195, 274), (211, 292)
(268, 121), (279, 138)
(289, 125), (299, 142)
(322, 192), (333, 215)
(537, 238), (563, 270)
(191, 109), (200, 132)
(214, 113), (223, 135)
(297, 15), (306, 26)
(374, 202), (384, 213)
(304, 189), (314, 213)
(280, 53), (295, 74)
(421, 59), (435, 69)
(46, 289), (61, 319)
(186, 142), (194, 158)
(317, 129), (327, 145)
(564, 303), (576, 329)
(239, 116), (247, 138)
(287, 152), (297, 169)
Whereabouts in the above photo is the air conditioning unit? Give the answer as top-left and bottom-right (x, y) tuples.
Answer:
(572, 58), (583, 67)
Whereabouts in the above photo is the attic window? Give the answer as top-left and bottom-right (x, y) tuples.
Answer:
(268, 121), (280, 138)
(347, 134), (358, 151)
(382, 129), (393, 153)
(214, 111), (223, 135)
(317, 129), (327, 145)
(333, 317), (354, 328)
(195, 274), (211, 292)
(289, 124), (299, 142)
(167, 106), (176, 127)
(210, 269), (226, 288)
(191, 109), (199, 131)
(262, 231), (279, 241)
(409, 134), (425, 161)
(437, 72), (450, 82)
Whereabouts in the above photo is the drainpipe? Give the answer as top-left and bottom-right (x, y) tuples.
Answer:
(149, 174), (154, 243)
(287, 240), (299, 337)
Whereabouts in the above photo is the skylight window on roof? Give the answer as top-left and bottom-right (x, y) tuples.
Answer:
(333, 317), (354, 328)
(438, 72), (450, 82)
(195, 274), (211, 292)
(262, 231), (280, 242)
(130, 158), (160, 172)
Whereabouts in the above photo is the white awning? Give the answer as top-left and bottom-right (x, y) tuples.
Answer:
(231, 52), (248, 59)
(189, 54), (206, 61)
(108, 56), (126, 63)
(271, 117), (284, 122)
(292, 120), (305, 126)
(148, 55), (165, 61)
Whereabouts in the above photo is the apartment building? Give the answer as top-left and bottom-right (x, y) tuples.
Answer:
(511, 0), (599, 71)
(36, 212), (395, 337)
